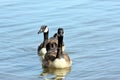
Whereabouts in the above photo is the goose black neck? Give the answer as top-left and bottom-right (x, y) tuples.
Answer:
(56, 35), (63, 58)
(43, 31), (49, 41)
(58, 35), (63, 48)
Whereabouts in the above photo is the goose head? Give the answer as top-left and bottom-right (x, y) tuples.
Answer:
(38, 25), (49, 41)
(38, 25), (49, 34)
(58, 28), (64, 36)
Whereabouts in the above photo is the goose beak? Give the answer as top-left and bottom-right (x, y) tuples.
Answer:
(38, 30), (42, 34)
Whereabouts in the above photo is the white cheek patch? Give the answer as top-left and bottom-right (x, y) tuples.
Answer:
(44, 27), (48, 33)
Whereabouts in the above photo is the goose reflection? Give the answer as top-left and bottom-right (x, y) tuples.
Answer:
(40, 68), (71, 80)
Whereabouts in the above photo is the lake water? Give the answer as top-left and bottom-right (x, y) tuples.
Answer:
(0, 0), (120, 80)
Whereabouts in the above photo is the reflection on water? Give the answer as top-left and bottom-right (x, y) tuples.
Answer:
(40, 68), (71, 80)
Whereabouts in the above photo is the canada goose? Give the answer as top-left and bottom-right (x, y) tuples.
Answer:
(38, 25), (49, 60)
(43, 28), (72, 68)
(37, 26), (59, 60)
